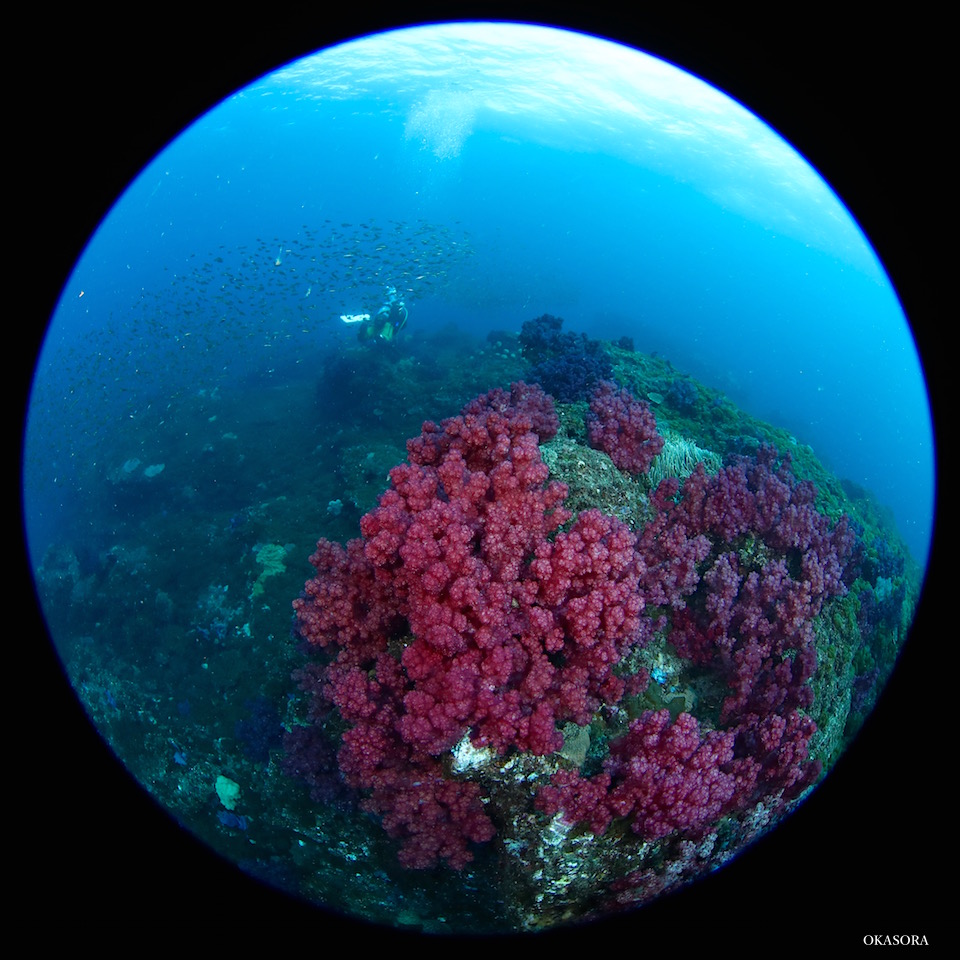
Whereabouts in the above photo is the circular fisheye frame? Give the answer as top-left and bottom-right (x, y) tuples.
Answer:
(24, 20), (934, 936)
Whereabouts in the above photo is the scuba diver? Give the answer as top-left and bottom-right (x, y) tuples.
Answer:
(342, 286), (408, 343)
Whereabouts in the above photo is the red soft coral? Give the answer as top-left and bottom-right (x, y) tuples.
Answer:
(587, 380), (664, 475)
(292, 383), (647, 868)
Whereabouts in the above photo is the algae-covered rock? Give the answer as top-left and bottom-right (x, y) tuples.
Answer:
(251, 543), (288, 597)
(215, 774), (241, 810)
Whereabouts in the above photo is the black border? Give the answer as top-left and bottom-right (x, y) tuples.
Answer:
(19, 3), (944, 946)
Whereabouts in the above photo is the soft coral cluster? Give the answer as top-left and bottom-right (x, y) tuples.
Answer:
(539, 446), (853, 839)
(292, 383), (647, 868)
(664, 448), (855, 723)
(537, 710), (739, 840)
(291, 374), (855, 868)
(587, 380), (665, 475)
(518, 313), (613, 403)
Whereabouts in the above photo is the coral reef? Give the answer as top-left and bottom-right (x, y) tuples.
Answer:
(31, 310), (919, 934)
(293, 383), (651, 868)
(534, 445), (853, 854)
(290, 376), (856, 898)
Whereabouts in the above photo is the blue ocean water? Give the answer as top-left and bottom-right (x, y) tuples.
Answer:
(23, 24), (934, 570)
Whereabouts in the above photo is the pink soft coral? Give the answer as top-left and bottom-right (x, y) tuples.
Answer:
(587, 380), (664, 475)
